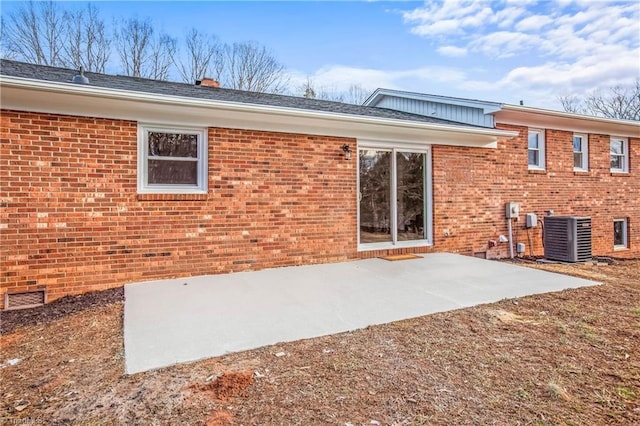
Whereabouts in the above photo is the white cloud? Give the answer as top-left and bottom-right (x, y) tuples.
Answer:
(411, 19), (462, 36)
(505, 0), (538, 5)
(515, 14), (554, 32)
(293, 67), (386, 92)
(490, 44), (640, 107)
(437, 45), (468, 57)
(288, 64), (468, 96)
(469, 31), (549, 58)
(494, 6), (527, 29)
(396, 0), (640, 108)
(292, 1), (639, 110)
(403, 0), (494, 36)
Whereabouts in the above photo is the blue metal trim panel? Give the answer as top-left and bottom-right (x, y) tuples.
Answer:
(376, 96), (495, 128)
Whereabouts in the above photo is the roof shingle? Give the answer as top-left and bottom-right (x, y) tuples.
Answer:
(0, 59), (478, 128)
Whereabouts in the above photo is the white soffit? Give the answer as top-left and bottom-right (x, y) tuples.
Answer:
(496, 105), (640, 137)
(0, 76), (516, 148)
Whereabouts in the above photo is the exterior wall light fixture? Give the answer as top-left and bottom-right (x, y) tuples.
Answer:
(342, 144), (352, 160)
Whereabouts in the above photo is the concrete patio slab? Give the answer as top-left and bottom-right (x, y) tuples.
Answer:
(124, 253), (598, 374)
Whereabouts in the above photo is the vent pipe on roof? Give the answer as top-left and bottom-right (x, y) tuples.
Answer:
(519, 100), (524, 106)
(72, 67), (89, 85)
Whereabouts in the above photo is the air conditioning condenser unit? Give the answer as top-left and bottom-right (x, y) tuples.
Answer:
(543, 216), (592, 262)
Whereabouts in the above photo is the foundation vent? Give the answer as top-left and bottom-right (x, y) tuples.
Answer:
(4, 290), (46, 310)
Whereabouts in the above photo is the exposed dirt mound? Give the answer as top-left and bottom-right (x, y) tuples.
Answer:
(198, 371), (254, 401)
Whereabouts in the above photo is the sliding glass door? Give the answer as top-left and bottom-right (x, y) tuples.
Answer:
(396, 151), (425, 241)
(358, 146), (431, 249)
(359, 149), (392, 244)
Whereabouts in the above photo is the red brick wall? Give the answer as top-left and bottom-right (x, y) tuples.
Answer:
(1, 110), (357, 306)
(431, 144), (510, 258)
(1, 110), (638, 306)
(431, 124), (639, 259)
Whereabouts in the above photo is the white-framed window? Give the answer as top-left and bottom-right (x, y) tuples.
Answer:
(137, 124), (208, 194)
(613, 218), (628, 249)
(528, 128), (545, 170)
(573, 133), (588, 171)
(610, 137), (628, 173)
(357, 142), (432, 250)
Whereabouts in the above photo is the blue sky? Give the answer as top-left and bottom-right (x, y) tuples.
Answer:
(2, 1), (639, 110)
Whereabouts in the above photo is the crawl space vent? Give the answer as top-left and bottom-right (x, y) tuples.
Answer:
(5, 290), (46, 310)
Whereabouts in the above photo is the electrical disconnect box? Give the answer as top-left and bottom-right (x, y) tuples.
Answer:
(525, 213), (538, 228)
(505, 202), (520, 219)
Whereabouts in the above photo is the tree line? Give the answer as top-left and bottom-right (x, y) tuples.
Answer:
(3, 2), (636, 117)
(558, 79), (640, 121)
(0, 1), (369, 103)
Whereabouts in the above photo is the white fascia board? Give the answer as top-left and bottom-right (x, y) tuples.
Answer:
(496, 104), (640, 137)
(0, 76), (516, 148)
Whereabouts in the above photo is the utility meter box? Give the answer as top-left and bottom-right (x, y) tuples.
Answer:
(505, 202), (520, 219)
(525, 213), (538, 228)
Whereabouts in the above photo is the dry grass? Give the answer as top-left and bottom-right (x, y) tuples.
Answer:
(1, 259), (639, 425)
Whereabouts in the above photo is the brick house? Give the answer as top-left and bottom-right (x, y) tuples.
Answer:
(1, 60), (638, 308)
(364, 89), (639, 260)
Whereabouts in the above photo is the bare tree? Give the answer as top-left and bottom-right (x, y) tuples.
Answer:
(296, 78), (370, 104)
(61, 4), (110, 73)
(559, 79), (640, 121)
(113, 17), (153, 78)
(148, 34), (176, 81)
(299, 76), (317, 99)
(2, 4), (291, 93)
(0, 20), (17, 60)
(316, 85), (345, 102)
(221, 41), (288, 93)
(173, 28), (220, 83)
(557, 94), (586, 114)
(346, 84), (370, 105)
(1, 0), (65, 66)
(296, 77), (343, 101)
(585, 80), (640, 121)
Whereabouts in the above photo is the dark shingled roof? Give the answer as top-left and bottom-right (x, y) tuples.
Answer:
(1, 59), (478, 128)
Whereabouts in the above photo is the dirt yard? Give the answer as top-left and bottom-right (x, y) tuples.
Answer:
(1, 259), (639, 425)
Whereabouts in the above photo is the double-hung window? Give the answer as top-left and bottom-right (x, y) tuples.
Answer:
(613, 218), (628, 249)
(528, 128), (545, 170)
(358, 144), (432, 249)
(610, 137), (628, 173)
(138, 124), (208, 194)
(573, 133), (588, 171)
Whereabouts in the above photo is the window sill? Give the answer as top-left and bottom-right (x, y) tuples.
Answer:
(573, 169), (589, 175)
(137, 193), (209, 201)
(610, 171), (630, 176)
(613, 246), (629, 251)
(527, 169), (546, 174)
